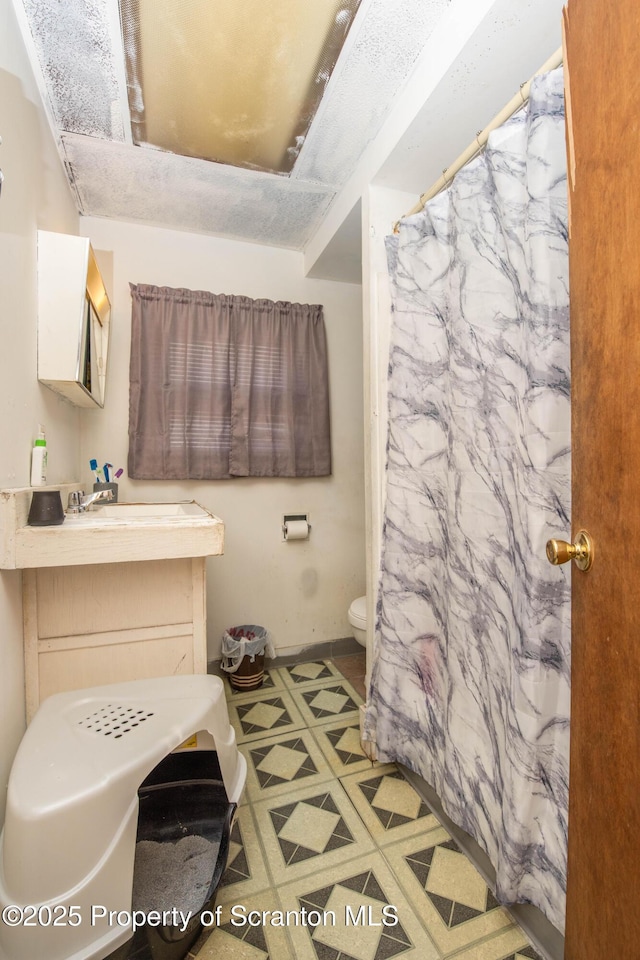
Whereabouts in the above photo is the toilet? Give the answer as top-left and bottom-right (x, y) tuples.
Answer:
(348, 595), (367, 647)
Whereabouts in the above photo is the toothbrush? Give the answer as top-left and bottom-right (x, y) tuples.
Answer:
(114, 468), (123, 480)
(89, 458), (99, 482)
(103, 463), (113, 482)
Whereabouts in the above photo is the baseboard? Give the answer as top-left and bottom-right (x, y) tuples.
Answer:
(208, 635), (362, 676)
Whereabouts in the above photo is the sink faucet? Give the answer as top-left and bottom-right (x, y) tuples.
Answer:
(66, 489), (114, 514)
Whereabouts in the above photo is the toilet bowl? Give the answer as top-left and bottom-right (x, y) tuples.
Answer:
(348, 595), (367, 647)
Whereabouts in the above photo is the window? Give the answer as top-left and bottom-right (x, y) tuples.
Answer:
(128, 284), (331, 479)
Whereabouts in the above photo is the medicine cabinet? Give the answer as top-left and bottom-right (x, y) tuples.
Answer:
(37, 230), (111, 408)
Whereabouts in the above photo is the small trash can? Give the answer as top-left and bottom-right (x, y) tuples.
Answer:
(221, 625), (273, 691)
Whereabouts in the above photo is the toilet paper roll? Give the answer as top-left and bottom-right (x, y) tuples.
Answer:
(284, 519), (310, 541)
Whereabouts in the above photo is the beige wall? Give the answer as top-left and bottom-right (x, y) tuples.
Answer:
(0, 0), (79, 824)
(79, 217), (366, 659)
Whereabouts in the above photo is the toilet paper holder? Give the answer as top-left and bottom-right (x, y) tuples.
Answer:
(282, 513), (311, 541)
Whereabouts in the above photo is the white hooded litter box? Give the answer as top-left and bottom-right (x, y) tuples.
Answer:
(0, 675), (246, 960)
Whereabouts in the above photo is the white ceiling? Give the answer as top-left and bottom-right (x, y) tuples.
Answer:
(16, 0), (566, 283)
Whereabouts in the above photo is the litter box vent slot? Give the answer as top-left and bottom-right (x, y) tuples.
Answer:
(76, 703), (155, 738)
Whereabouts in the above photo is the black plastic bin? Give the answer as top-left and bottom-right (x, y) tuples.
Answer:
(105, 751), (235, 960)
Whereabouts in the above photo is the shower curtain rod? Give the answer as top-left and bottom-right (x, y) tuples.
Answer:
(393, 46), (564, 233)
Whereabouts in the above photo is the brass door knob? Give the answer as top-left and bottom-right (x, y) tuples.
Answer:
(546, 530), (593, 571)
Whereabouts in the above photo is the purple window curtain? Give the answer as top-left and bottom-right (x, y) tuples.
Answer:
(128, 284), (331, 479)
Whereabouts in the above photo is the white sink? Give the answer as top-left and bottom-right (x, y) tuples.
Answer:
(0, 487), (224, 568)
(66, 501), (210, 522)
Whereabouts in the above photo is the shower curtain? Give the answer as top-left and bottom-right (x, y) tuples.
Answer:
(365, 67), (570, 933)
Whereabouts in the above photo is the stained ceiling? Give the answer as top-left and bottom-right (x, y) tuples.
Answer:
(18, 0), (451, 252)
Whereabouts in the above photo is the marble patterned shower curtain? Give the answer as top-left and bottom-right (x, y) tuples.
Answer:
(365, 68), (570, 932)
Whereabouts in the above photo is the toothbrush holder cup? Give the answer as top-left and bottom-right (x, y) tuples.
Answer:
(93, 482), (118, 503)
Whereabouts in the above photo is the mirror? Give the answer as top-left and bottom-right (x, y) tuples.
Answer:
(80, 292), (107, 406)
(79, 244), (110, 407)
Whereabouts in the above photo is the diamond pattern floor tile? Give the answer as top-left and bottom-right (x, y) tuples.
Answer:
(254, 742), (315, 782)
(339, 764), (440, 845)
(280, 660), (343, 688)
(383, 828), (515, 955)
(311, 718), (377, 776)
(251, 779), (375, 884)
(277, 850), (440, 960)
(242, 727), (334, 802)
(291, 680), (362, 728)
(277, 799), (341, 853)
(422, 842), (495, 916)
(228, 688), (306, 744)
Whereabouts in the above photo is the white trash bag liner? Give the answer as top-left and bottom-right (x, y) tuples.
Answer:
(221, 625), (274, 674)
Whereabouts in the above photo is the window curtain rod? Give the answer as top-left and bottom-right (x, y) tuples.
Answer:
(393, 46), (564, 233)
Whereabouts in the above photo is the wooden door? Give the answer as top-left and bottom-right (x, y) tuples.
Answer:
(564, 1), (640, 956)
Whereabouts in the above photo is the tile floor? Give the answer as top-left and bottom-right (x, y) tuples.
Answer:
(189, 656), (543, 960)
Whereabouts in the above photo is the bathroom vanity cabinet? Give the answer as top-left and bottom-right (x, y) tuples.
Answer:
(22, 558), (210, 721)
(0, 485), (224, 721)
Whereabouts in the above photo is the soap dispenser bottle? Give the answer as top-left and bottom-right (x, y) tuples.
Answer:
(30, 425), (48, 486)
